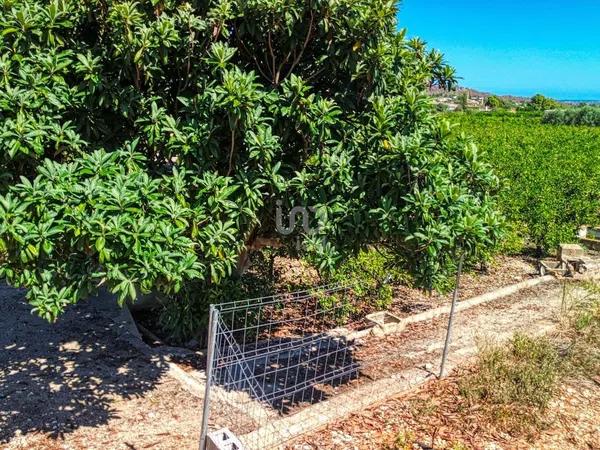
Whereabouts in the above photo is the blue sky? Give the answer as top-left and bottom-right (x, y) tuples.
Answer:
(399, 0), (600, 100)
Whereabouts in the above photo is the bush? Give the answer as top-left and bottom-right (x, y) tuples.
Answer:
(543, 106), (600, 127)
(0, 1), (502, 333)
(327, 248), (409, 312)
(458, 285), (600, 434)
(527, 94), (561, 111)
(456, 91), (469, 111)
(485, 95), (508, 109)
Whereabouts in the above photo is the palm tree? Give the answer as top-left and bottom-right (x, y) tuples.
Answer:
(430, 56), (459, 91)
(439, 65), (459, 90)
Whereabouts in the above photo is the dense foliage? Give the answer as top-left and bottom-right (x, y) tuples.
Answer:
(526, 94), (561, 111)
(0, 0), (502, 329)
(453, 112), (600, 252)
(485, 95), (510, 109)
(543, 106), (600, 127)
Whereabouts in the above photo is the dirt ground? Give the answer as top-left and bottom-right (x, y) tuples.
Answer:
(287, 372), (600, 450)
(0, 267), (594, 450)
(342, 280), (562, 385)
(287, 281), (600, 450)
(388, 255), (535, 318)
(0, 284), (202, 450)
(139, 255), (537, 348)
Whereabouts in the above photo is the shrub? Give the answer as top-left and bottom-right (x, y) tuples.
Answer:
(0, 1), (502, 333)
(543, 106), (600, 127)
(456, 91), (469, 111)
(458, 286), (600, 434)
(327, 248), (409, 312)
(485, 95), (507, 109)
(527, 94), (561, 111)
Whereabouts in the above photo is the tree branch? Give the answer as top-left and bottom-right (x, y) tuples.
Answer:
(267, 31), (277, 82)
(281, 8), (315, 82)
(226, 118), (238, 176)
(235, 25), (272, 82)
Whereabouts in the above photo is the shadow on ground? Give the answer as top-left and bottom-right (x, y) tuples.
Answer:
(215, 334), (359, 415)
(0, 284), (168, 443)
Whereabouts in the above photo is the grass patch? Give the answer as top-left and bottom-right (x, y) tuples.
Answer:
(381, 282), (600, 448)
(382, 429), (469, 450)
(458, 333), (560, 435)
(560, 282), (600, 377)
(458, 282), (600, 436)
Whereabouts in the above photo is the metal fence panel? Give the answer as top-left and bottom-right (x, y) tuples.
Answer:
(200, 284), (360, 449)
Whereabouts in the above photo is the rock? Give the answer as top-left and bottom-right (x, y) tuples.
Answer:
(60, 341), (81, 352)
(370, 326), (386, 337)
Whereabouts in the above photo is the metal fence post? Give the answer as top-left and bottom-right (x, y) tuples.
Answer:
(199, 305), (218, 450)
(439, 252), (465, 378)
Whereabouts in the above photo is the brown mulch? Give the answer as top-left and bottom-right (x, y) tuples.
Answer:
(288, 371), (600, 450)
(388, 256), (536, 319)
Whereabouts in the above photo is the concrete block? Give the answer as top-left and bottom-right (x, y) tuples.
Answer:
(559, 243), (585, 260)
(366, 311), (406, 335)
(580, 237), (600, 251)
(588, 228), (600, 239)
(206, 428), (245, 450)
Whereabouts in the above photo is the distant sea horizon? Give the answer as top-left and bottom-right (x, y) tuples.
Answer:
(560, 99), (600, 104)
(464, 86), (600, 103)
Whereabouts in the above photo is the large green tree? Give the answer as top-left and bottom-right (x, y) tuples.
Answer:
(0, 0), (502, 330)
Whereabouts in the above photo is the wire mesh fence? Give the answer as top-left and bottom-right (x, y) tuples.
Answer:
(199, 284), (365, 449)
(197, 279), (462, 450)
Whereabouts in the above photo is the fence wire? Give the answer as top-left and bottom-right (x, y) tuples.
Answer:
(200, 284), (369, 449)
(198, 281), (450, 450)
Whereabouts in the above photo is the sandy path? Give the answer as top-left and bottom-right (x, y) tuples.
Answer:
(356, 281), (564, 380)
(0, 285), (201, 450)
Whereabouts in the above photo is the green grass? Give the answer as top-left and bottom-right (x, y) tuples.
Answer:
(450, 112), (600, 253)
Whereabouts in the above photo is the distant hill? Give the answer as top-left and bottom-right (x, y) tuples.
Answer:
(462, 88), (530, 104)
(430, 87), (600, 107)
(429, 86), (529, 104)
